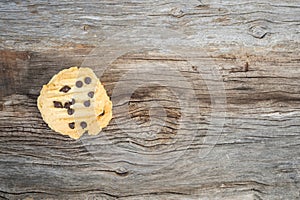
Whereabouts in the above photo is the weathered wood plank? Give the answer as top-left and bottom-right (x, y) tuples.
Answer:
(0, 0), (299, 199)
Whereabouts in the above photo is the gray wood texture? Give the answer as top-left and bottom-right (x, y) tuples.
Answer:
(0, 0), (300, 199)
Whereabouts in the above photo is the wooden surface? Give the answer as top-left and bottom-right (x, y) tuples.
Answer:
(0, 0), (300, 199)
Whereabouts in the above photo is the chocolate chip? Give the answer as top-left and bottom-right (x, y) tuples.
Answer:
(59, 85), (71, 93)
(67, 108), (74, 115)
(76, 81), (83, 88)
(80, 121), (87, 129)
(88, 91), (94, 98)
(84, 100), (90, 107)
(71, 98), (75, 105)
(53, 101), (63, 108)
(84, 77), (92, 84)
(69, 122), (75, 129)
(64, 102), (72, 109)
(99, 110), (105, 116)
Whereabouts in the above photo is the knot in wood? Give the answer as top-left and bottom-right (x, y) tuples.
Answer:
(115, 167), (129, 176)
(170, 7), (185, 18)
(248, 25), (268, 39)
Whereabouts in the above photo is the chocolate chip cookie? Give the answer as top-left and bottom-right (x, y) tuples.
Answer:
(37, 67), (112, 139)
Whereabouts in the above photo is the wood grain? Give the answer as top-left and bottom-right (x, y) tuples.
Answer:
(0, 0), (300, 199)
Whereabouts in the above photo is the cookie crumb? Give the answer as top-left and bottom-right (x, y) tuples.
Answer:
(245, 62), (249, 72)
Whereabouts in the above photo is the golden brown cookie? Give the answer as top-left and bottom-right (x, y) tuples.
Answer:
(37, 67), (112, 139)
